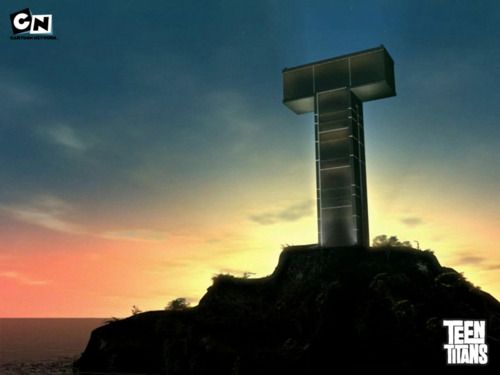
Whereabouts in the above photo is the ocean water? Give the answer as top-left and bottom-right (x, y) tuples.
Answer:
(0, 318), (106, 374)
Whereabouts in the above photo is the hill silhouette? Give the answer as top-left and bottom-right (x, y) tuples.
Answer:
(74, 245), (500, 374)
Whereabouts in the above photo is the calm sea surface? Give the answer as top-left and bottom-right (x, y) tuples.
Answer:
(0, 318), (106, 368)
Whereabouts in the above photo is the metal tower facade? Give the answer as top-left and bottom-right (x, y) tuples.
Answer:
(283, 46), (396, 247)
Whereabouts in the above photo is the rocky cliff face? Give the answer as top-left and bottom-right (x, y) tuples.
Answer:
(74, 245), (500, 374)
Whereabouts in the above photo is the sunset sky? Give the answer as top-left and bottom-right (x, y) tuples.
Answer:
(1, 1), (499, 317)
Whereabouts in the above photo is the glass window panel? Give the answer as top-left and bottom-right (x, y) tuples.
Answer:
(349, 50), (395, 101)
(321, 186), (351, 199)
(320, 166), (352, 190)
(315, 58), (349, 92)
(320, 157), (350, 169)
(320, 138), (351, 161)
(350, 50), (386, 87)
(318, 109), (352, 123)
(318, 89), (351, 113)
(321, 206), (355, 246)
(320, 128), (350, 142)
(321, 187), (352, 208)
(318, 118), (351, 132)
(283, 66), (313, 101)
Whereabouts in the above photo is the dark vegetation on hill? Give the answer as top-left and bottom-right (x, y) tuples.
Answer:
(74, 245), (500, 374)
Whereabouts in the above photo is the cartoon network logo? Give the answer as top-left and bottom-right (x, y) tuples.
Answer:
(443, 320), (488, 365)
(10, 8), (56, 40)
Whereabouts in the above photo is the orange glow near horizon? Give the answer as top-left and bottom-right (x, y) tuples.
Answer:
(1, 175), (499, 318)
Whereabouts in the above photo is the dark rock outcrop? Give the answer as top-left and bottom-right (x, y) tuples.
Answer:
(74, 245), (500, 374)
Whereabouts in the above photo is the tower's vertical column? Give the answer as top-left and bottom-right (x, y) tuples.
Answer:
(315, 89), (368, 247)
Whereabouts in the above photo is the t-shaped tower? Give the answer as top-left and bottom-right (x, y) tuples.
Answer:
(283, 46), (396, 247)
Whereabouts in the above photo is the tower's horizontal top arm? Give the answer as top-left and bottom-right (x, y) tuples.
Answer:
(283, 46), (396, 114)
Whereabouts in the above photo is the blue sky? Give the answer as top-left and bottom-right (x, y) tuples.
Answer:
(2, 0), (499, 205)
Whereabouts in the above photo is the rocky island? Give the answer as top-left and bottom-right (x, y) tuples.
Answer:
(74, 245), (499, 374)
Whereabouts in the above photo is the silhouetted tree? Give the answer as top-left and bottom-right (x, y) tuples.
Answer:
(166, 297), (190, 311)
(372, 234), (412, 248)
(212, 273), (236, 283)
(131, 305), (142, 315)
